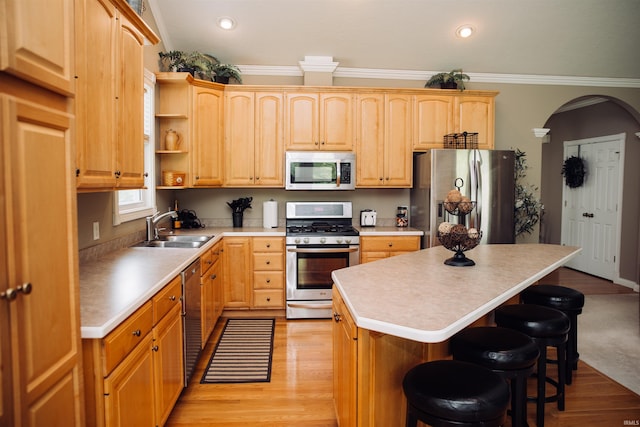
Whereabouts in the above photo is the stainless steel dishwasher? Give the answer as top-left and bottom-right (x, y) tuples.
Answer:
(181, 258), (201, 386)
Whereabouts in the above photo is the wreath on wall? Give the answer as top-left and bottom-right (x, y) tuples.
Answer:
(561, 156), (586, 188)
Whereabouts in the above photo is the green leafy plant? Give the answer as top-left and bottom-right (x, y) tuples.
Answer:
(514, 149), (543, 237)
(213, 63), (242, 84)
(158, 51), (219, 81)
(425, 69), (470, 91)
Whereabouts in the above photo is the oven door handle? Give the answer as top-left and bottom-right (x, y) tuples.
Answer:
(287, 302), (333, 310)
(287, 247), (359, 254)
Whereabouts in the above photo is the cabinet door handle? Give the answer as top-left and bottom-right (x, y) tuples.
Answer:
(169, 295), (176, 301)
(266, 297), (271, 302)
(266, 243), (271, 248)
(1, 283), (32, 301)
(266, 279), (271, 283)
(333, 313), (342, 322)
(266, 260), (270, 265)
(211, 274), (217, 280)
(152, 345), (159, 352)
(132, 329), (141, 337)
(388, 243), (393, 247)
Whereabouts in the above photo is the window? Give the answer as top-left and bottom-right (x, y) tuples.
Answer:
(114, 70), (156, 224)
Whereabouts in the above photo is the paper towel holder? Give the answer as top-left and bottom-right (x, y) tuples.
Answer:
(263, 199), (278, 228)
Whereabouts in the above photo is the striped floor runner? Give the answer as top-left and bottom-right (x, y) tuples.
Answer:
(201, 318), (275, 383)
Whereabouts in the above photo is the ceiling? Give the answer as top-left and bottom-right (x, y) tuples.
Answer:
(146, 0), (640, 84)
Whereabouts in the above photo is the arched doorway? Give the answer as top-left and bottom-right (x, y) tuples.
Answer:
(540, 95), (640, 289)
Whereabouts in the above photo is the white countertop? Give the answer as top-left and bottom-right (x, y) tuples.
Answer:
(332, 244), (581, 343)
(79, 227), (286, 339)
(356, 226), (424, 236)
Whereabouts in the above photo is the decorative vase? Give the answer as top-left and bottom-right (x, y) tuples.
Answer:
(232, 212), (243, 228)
(164, 129), (181, 150)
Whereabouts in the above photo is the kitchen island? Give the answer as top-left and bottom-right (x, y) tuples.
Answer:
(331, 243), (581, 427)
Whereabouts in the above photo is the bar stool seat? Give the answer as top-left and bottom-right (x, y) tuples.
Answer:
(451, 326), (540, 427)
(495, 304), (570, 427)
(402, 360), (510, 427)
(521, 284), (585, 384)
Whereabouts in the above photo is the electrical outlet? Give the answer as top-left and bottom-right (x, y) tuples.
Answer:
(93, 222), (100, 240)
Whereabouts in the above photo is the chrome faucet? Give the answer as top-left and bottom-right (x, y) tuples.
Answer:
(145, 210), (178, 241)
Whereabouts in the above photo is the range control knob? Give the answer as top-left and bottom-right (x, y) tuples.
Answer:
(345, 238), (352, 244)
(303, 237), (310, 244)
(294, 238), (301, 244)
(336, 238), (343, 244)
(320, 237), (327, 244)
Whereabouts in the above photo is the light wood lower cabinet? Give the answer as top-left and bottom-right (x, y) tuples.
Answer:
(0, 92), (84, 427)
(222, 237), (252, 309)
(221, 236), (285, 311)
(83, 276), (184, 427)
(252, 237), (285, 309)
(332, 289), (358, 427)
(360, 235), (421, 264)
(201, 241), (223, 346)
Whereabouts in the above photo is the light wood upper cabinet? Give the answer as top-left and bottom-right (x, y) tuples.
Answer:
(356, 93), (413, 187)
(115, 11), (146, 188)
(413, 92), (496, 150)
(224, 91), (283, 186)
(285, 92), (354, 151)
(75, 0), (117, 189)
(191, 84), (224, 186)
(75, 0), (158, 190)
(413, 95), (454, 150)
(1, 95), (84, 427)
(454, 95), (495, 149)
(0, 0), (75, 95)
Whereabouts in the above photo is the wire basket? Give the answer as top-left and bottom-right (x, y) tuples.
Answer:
(444, 132), (478, 149)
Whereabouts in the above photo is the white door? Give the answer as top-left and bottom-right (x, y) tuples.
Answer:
(561, 134), (624, 280)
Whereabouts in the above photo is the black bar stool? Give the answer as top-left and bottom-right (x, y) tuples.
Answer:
(451, 326), (540, 427)
(402, 360), (510, 427)
(521, 284), (585, 385)
(495, 304), (570, 427)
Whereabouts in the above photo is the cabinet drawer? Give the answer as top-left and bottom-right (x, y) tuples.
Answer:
(253, 271), (284, 289)
(253, 289), (284, 308)
(200, 248), (214, 273)
(360, 236), (420, 252)
(253, 252), (284, 271)
(103, 300), (153, 375)
(210, 241), (222, 264)
(153, 275), (182, 325)
(253, 237), (284, 252)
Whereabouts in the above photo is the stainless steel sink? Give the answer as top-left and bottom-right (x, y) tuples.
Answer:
(158, 235), (212, 243)
(133, 235), (213, 248)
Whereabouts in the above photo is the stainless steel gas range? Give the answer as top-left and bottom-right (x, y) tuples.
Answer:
(285, 201), (359, 319)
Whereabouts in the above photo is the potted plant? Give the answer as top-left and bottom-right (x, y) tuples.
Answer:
(158, 51), (219, 81)
(425, 69), (470, 91)
(213, 63), (242, 84)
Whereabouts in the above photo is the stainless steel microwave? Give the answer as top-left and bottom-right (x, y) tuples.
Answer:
(285, 151), (355, 190)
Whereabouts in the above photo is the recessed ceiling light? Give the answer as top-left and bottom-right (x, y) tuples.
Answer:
(218, 17), (236, 30)
(456, 25), (474, 38)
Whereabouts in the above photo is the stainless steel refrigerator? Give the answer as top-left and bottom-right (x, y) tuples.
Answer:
(410, 149), (515, 249)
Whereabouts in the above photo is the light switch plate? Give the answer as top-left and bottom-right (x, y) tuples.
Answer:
(93, 222), (100, 240)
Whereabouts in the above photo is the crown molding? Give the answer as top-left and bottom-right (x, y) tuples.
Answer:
(237, 65), (640, 88)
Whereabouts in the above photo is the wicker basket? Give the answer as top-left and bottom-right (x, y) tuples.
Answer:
(162, 171), (186, 186)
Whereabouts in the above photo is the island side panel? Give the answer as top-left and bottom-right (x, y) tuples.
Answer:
(334, 287), (519, 427)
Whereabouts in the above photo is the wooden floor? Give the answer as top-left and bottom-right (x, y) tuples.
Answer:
(165, 268), (640, 426)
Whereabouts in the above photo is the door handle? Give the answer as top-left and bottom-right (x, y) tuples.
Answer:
(583, 212), (594, 218)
